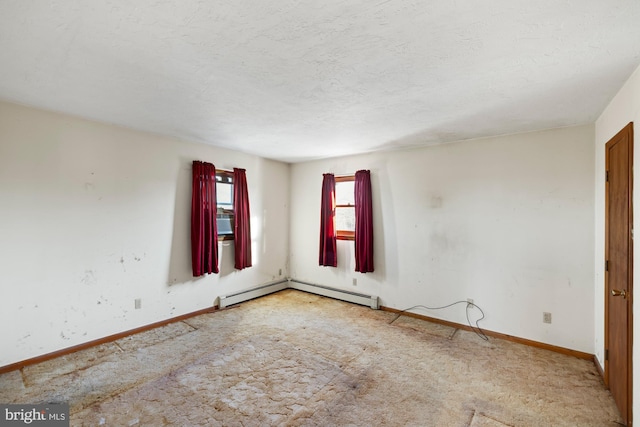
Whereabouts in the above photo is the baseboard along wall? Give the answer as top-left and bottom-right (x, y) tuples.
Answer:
(379, 306), (594, 361)
(1, 280), (598, 376)
(0, 306), (217, 375)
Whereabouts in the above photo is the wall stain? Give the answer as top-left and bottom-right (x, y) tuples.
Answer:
(81, 270), (97, 286)
(429, 195), (443, 209)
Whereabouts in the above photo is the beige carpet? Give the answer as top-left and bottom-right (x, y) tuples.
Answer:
(0, 289), (623, 426)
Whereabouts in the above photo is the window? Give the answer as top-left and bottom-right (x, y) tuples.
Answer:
(216, 170), (234, 240)
(335, 175), (355, 240)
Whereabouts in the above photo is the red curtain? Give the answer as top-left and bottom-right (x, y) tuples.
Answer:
(355, 170), (374, 273)
(191, 161), (219, 276)
(233, 168), (252, 270)
(319, 173), (337, 267)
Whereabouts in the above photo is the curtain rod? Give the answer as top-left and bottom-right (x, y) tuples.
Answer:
(331, 171), (368, 177)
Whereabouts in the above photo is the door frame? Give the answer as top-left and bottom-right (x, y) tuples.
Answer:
(604, 121), (634, 425)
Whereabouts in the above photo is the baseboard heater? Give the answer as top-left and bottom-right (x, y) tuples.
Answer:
(218, 278), (379, 310)
(219, 279), (289, 308)
(288, 279), (379, 309)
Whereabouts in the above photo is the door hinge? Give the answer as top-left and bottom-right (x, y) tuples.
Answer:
(605, 349), (609, 361)
(605, 260), (609, 272)
(606, 171), (609, 182)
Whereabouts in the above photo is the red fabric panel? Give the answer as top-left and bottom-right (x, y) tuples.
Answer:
(191, 161), (219, 276)
(319, 173), (337, 267)
(355, 170), (374, 273)
(233, 168), (252, 270)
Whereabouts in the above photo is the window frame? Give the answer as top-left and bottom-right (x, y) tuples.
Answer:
(216, 169), (234, 241)
(335, 175), (355, 241)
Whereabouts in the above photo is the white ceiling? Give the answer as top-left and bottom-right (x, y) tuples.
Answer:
(1, 1), (640, 163)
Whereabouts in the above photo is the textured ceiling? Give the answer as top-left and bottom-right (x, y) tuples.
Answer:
(1, 1), (640, 163)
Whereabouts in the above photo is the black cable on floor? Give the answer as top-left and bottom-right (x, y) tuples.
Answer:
(389, 301), (489, 341)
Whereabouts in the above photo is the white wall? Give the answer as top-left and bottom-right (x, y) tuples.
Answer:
(0, 101), (290, 367)
(0, 98), (599, 367)
(594, 64), (640, 417)
(290, 125), (595, 352)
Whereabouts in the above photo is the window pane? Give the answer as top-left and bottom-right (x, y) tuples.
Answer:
(217, 214), (234, 235)
(335, 181), (354, 206)
(215, 172), (234, 240)
(336, 206), (355, 231)
(217, 182), (233, 208)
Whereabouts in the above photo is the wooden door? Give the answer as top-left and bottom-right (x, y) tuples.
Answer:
(605, 122), (634, 426)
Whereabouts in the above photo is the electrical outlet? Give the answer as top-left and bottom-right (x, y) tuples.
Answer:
(352, 278), (357, 286)
(135, 298), (142, 310)
(543, 312), (552, 324)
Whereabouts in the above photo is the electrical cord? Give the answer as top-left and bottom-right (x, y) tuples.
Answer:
(389, 301), (489, 341)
